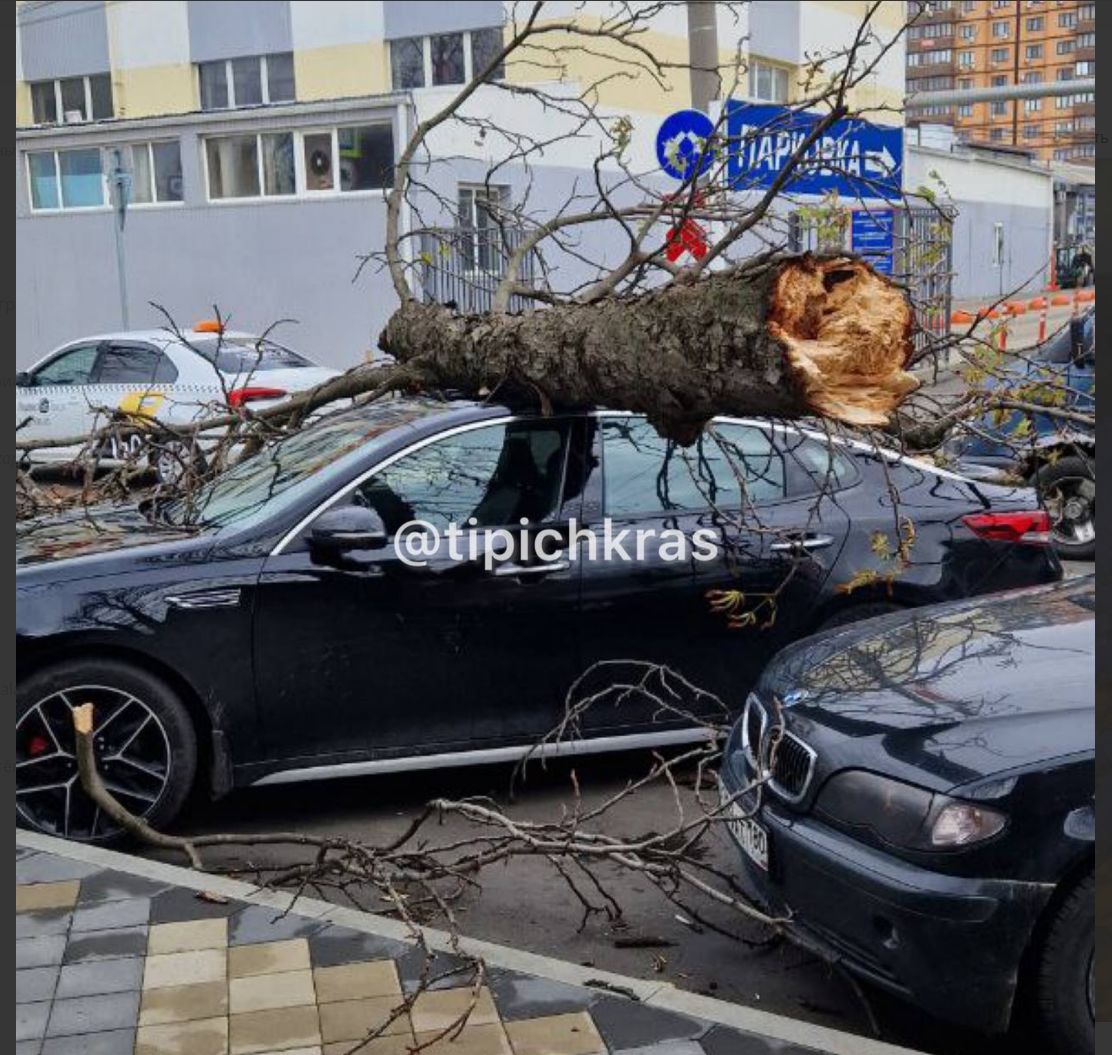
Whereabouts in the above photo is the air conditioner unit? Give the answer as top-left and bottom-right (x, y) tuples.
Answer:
(63, 109), (85, 124)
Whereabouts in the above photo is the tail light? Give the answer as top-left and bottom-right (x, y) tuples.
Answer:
(228, 386), (287, 408)
(962, 511), (1051, 544)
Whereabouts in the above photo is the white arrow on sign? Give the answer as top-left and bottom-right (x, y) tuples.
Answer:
(864, 145), (896, 176)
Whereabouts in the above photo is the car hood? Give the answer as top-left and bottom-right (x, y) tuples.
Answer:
(16, 503), (202, 571)
(758, 579), (1095, 790)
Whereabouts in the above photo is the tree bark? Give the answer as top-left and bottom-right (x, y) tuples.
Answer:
(379, 254), (917, 444)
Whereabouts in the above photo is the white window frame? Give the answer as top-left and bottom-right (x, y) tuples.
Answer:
(747, 58), (790, 102)
(126, 139), (185, 209)
(33, 74), (111, 124)
(458, 182), (512, 276)
(25, 147), (110, 213)
(200, 53), (294, 111)
(202, 123), (396, 204)
(394, 30), (494, 91)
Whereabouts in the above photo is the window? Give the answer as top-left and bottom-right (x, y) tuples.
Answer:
(459, 184), (511, 271)
(992, 74), (1007, 87)
(338, 125), (394, 191)
(1075, 60), (1094, 76)
(430, 33), (466, 85)
(959, 51), (974, 68)
(1058, 67), (1074, 80)
(991, 21), (1010, 37)
(1026, 44), (1044, 60)
(602, 417), (739, 517)
(990, 47), (1010, 63)
(961, 0), (976, 10)
(198, 53), (295, 110)
(958, 102), (973, 116)
(1056, 120), (1074, 135)
(191, 336), (310, 375)
(1058, 40), (1076, 55)
(960, 24), (976, 39)
(1078, 4), (1095, 20)
(908, 49), (953, 67)
(748, 59), (790, 101)
(991, 99), (1008, 115)
(205, 135), (261, 198)
(992, 223), (1004, 267)
(128, 141), (183, 204)
(1054, 147), (1069, 160)
(1059, 11), (1077, 28)
(1026, 16), (1044, 30)
(1077, 32), (1095, 48)
(27, 148), (105, 210)
(1024, 97), (1042, 111)
(989, 127), (1006, 140)
(959, 77), (973, 89)
(206, 124), (394, 201)
(94, 344), (178, 384)
(390, 29), (506, 91)
(1023, 71), (1043, 83)
(32, 345), (100, 386)
(1023, 123), (1038, 139)
(912, 22), (952, 39)
(29, 74), (113, 124)
(355, 420), (571, 533)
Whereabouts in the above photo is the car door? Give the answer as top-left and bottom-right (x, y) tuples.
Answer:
(16, 343), (102, 449)
(90, 341), (180, 458)
(575, 416), (851, 734)
(251, 415), (587, 767)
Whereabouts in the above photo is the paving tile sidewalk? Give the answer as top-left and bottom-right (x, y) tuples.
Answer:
(16, 832), (925, 1055)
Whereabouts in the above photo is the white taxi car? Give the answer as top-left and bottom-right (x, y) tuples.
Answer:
(16, 324), (339, 482)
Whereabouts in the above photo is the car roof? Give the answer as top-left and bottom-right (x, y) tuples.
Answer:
(51, 329), (262, 348)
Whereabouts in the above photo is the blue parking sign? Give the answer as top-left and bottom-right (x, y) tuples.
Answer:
(851, 209), (895, 274)
(656, 110), (717, 181)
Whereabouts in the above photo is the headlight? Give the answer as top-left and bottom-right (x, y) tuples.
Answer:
(816, 770), (1007, 851)
(929, 801), (1006, 847)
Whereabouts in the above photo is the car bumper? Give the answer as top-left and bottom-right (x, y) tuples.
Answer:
(722, 782), (1053, 1034)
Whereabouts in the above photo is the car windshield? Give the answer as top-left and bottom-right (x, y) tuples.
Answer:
(190, 336), (312, 373)
(161, 402), (448, 530)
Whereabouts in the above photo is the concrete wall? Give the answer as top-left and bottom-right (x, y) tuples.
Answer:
(906, 143), (1054, 300)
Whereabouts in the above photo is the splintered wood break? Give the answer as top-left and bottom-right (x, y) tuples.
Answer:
(73, 702), (94, 735)
(767, 256), (917, 426)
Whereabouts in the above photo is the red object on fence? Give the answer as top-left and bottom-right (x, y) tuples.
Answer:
(664, 217), (709, 262)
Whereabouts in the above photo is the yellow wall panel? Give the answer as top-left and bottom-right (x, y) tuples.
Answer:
(113, 64), (196, 119)
(16, 81), (32, 127)
(810, 0), (907, 33)
(507, 21), (691, 114)
(295, 43), (389, 102)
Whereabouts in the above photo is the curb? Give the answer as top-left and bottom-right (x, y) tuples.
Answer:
(16, 829), (929, 1055)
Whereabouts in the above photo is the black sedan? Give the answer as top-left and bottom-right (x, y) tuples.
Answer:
(719, 577), (1094, 1054)
(17, 397), (1061, 840)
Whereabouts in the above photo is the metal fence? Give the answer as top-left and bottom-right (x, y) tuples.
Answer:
(417, 226), (538, 314)
(789, 205), (955, 356)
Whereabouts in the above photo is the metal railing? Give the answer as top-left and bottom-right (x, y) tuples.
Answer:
(417, 226), (538, 314)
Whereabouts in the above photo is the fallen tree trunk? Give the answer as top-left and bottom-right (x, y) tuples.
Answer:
(380, 254), (917, 444)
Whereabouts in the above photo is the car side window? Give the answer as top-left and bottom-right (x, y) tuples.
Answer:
(711, 422), (787, 504)
(602, 416), (740, 517)
(94, 344), (179, 384)
(351, 420), (572, 534)
(31, 344), (100, 387)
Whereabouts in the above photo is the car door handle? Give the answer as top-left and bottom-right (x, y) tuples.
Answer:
(493, 560), (571, 577)
(769, 534), (834, 552)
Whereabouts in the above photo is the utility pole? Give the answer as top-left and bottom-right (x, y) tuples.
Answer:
(108, 147), (131, 330)
(686, 1), (720, 114)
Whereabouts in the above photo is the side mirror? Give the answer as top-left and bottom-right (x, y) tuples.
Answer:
(15, 371), (32, 388)
(309, 505), (387, 553)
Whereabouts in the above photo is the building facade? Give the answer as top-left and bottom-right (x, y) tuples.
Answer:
(906, 0), (1096, 164)
(15, 1), (909, 369)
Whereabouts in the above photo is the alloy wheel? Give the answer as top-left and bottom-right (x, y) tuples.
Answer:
(16, 685), (172, 840)
(1044, 475), (1096, 548)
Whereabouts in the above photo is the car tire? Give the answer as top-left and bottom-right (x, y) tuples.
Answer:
(16, 659), (197, 844)
(1035, 455), (1096, 561)
(1036, 871), (1094, 1055)
(151, 438), (207, 487)
(816, 602), (904, 632)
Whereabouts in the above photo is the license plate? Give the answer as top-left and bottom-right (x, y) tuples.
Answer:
(722, 793), (769, 871)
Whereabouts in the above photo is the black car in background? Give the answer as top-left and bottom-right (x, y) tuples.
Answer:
(720, 578), (1094, 1054)
(17, 397), (1060, 840)
(946, 308), (1095, 560)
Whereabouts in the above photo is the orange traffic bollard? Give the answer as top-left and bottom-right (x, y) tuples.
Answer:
(1037, 302), (1048, 343)
(1051, 294), (1072, 307)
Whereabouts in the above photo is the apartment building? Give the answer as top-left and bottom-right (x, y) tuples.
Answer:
(906, 0), (1095, 163)
(15, 1), (906, 367)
